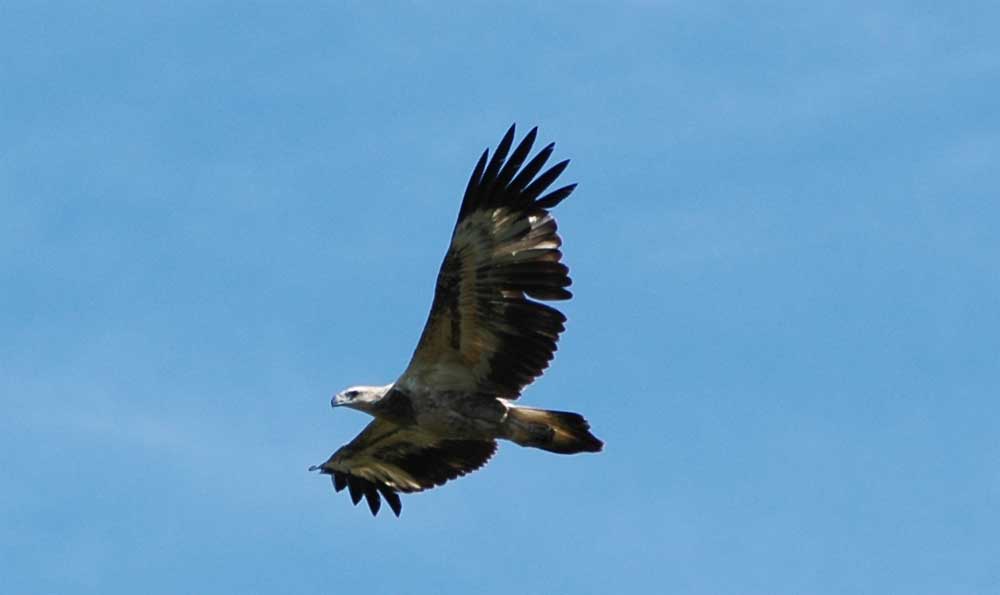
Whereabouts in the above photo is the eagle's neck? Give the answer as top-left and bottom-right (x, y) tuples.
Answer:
(370, 387), (417, 425)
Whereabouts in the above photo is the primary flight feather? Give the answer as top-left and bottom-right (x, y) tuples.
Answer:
(312, 125), (603, 517)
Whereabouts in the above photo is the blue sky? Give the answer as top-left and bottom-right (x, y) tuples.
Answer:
(2, 2), (998, 594)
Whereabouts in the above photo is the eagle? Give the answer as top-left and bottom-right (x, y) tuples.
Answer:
(311, 125), (603, 516)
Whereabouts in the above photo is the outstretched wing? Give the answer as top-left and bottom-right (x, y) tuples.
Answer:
(397, 125), (575, 399)
(314, 419), (497, 517)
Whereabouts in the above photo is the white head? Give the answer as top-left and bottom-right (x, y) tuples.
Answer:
(331, 384), (392, 413)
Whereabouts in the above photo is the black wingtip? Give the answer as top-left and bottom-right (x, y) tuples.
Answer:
(536, 183), (577, 209)
(495, 126), (539, 191)
(332, 472), (347, 492)
(481, 125), (517, 188)
(458, 147), (491, 221)
(363, 484), (381, 516)
(326, 471), (403, 518)
(378, 486), (403, 517)
(522, 159), (570, 203)
(346, 476), (365, 505)
(508, 142), (555, 194)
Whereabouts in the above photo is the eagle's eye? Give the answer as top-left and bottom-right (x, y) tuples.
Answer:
(345, 390), (359, 398)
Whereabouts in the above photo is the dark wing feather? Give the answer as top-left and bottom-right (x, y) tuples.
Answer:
(398, 125), (575, 398)
(316, 419), (496, 517)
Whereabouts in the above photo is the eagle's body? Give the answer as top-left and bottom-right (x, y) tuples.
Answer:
(313, 126), (603, 516)
(349, 384), (507, 439)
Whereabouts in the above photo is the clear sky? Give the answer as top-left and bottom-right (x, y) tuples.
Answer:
(2, 2), (998, 594)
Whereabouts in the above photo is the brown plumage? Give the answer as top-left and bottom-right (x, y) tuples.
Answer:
(313, 125), (602, 517)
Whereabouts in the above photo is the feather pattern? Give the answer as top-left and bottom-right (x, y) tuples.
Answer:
(314, 125), (598, 519)
(399, 124), (575, 398)
(316, 419), (496, 517)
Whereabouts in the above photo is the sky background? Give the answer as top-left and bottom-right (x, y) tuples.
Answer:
(2, 2), (999, 594)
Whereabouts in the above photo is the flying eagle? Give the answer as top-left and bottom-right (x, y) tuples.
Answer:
(311, 125), (603, 516)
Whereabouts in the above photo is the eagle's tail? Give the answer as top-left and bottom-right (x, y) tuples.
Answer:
(504, 406), (603, 454)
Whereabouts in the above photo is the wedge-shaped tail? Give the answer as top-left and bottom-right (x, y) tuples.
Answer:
(504, 406), (604, 454)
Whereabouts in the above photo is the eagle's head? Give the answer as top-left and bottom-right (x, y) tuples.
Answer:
(331, 384), (391, 412)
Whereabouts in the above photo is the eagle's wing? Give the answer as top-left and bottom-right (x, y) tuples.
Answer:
(314, 419), (497, 517)
(396, 125), (575, 399)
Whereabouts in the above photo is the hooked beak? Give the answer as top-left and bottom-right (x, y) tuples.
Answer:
(331, 394), (345, 408)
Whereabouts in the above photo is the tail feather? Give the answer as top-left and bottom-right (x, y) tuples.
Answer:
(505, 406), (603, 454)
